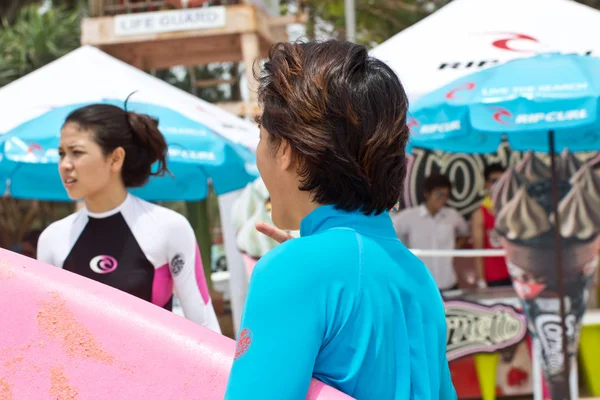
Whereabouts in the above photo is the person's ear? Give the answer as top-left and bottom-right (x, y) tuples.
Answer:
(110, 147), (125, 173)
(277, 139), (293, 171)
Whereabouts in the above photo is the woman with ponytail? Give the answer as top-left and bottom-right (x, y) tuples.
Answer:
(37, 104), (221, 333)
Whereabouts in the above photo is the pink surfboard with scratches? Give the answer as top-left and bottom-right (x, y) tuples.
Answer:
(0, 249), (353, 400)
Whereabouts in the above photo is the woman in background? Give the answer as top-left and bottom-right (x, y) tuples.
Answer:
(225, 40), (455, 399)
(37, 104), (221, 333)
(471, 163), (512, 288)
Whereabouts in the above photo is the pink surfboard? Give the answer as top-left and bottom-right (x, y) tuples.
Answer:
(0, 249), (353, 400)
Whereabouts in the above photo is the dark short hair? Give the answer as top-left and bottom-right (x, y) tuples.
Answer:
(64, 104), (169, 188)
(256, 40), (409, 215)
(423, 173), (452, 194)
(484, 163), (505, 181)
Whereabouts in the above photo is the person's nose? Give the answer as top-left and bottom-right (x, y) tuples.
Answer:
(59, 157), (74, 172)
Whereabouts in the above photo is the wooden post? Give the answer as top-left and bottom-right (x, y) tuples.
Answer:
(89, 0), (104, 17)
(241, 32), (260, 119)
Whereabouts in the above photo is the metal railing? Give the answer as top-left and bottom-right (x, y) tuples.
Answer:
(89, 0), (244, 17)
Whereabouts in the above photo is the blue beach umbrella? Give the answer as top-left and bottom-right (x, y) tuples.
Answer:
(0, 99), (258, 201)
(407, 52), (600, 154)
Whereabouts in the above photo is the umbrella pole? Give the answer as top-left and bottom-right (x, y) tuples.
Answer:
(548, 130), (571, 399)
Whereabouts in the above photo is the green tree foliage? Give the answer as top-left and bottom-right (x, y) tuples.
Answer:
(0, 3), (84, 87)
(281, 0), (452, 46)
(0, 0), (82, 23)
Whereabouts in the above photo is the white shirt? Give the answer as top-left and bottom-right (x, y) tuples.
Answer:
(392, 205), (469, 289)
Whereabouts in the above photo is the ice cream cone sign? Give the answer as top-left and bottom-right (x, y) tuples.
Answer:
(492, 150), (600, 399)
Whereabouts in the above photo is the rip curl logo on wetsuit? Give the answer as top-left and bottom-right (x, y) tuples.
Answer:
(234, 328), (253, 360)
(89, 255), (118, 274)
(170, 253), (185, 276)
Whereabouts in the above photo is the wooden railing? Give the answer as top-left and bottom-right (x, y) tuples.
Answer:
(89, 0), (244, 17)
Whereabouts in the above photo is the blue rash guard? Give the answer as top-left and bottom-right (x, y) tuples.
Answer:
(225, 205), (456, 400)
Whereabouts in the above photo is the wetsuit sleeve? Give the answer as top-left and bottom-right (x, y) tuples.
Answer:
(37, 226), (54, 266)
(166, 215), (221, 333)
(225, 244), (323, 400)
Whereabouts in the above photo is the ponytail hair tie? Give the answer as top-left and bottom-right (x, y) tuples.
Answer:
(123, 91), (138, 113)
(123, 91), (139, 132)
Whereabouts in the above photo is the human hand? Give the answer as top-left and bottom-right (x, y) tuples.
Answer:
(255, 222), (294, 244)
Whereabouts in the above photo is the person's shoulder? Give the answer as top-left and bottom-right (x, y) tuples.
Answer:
(253, 230), (360, 281)
(396, 244), (434, 279)
(38, 210), (85, 248)
(253, 237), (309, 274)
(442, 206), (464, 219)
(404, 256), (445, 315)
(391, 206), (420, 232)
(249, 240), (301, 291)
(393, 206), (420, 219)
(470, 207), (483, 220)
(41, 210), (84, 236)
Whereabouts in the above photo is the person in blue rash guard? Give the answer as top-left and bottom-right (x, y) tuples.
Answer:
(225, 39), (456, 400)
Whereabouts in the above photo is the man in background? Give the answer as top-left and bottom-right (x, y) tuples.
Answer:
(392, 173), (469, 291)
(470, 163), (511, 288)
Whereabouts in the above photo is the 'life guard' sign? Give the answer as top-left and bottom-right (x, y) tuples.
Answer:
(114, 7), (226, 36)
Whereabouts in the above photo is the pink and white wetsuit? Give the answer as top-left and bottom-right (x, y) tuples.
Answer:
(37, 193), (221, 333)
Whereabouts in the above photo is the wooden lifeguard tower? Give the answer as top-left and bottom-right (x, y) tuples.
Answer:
(81, 0), (304, 118)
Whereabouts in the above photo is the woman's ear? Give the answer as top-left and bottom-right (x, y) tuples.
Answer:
(110, 147), (126, 173)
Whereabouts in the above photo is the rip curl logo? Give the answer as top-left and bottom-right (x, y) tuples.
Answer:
(89, 255), (118, 274)
(445, 82), (476, 100)
(489, 106), (513, 125)
(407, 117), (419, 132)
(489, 107), (588, 126)
(170, 253), (185, 276)
(234, 328), (253, 360)
(27, 143), (43, 153)
(489, 32), (539, 53)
